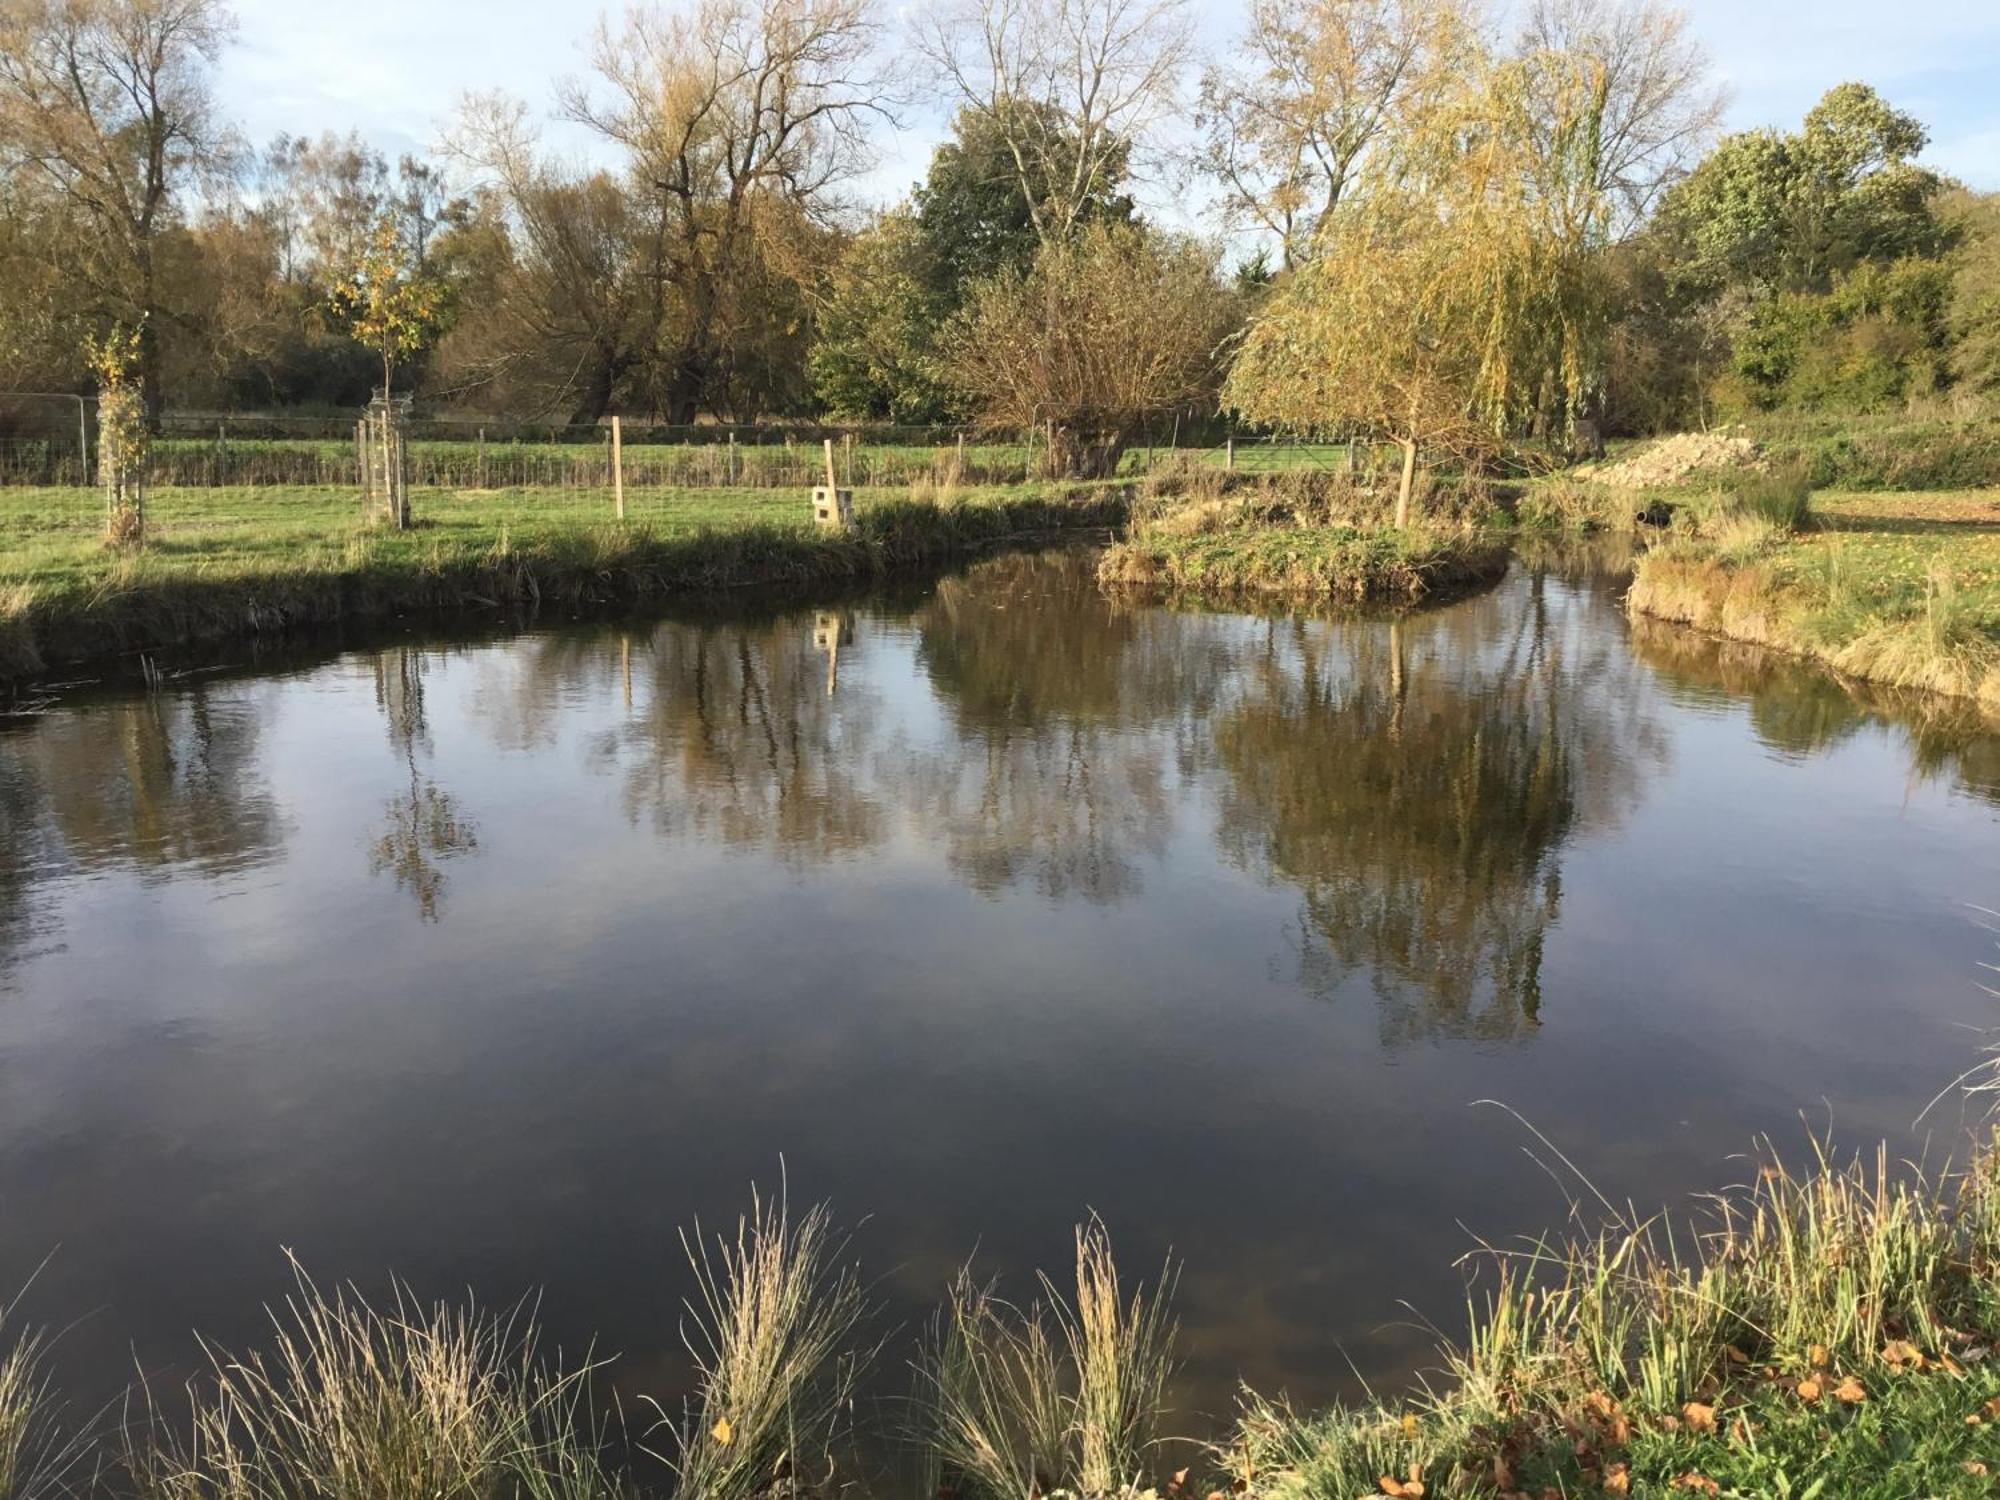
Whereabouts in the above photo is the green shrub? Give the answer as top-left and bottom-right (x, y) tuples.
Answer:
(1726, 464), (1814, 531)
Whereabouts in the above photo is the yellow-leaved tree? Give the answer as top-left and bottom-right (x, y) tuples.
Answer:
(331, 213), (446, 407)
(1224, 183), (1522, 528)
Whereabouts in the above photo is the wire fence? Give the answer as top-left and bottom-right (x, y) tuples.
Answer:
(0, 399), (1351, 559)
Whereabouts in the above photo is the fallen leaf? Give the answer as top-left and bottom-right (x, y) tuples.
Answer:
(711, 1417), (733, 1446)
(1377, 1470), (1424, 1498)
(1400, 1413), (1419, 1438)
(1807, 1343), (1829, 1368)
(1169, 1469), (1188, 1491)
(1834, 1376), (1867, 1403)
(1671, 1475), (1720, 1495)
(1603, 1462), (1631, 1494)
(1724, 1345), (1751, 1365)
(1881, 1340), (1924, 1369)
(1965, 1461), (1990, 1477)
(1682, 1401), (1717, 1433)
(1796, 1375), (1822, 1403)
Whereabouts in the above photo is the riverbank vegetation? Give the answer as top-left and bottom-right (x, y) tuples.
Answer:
(0, 485), (1125, 683)
(1100, 468), (1508, 603)
(7, 1114), (2000, 1498)
(1619, 475), (2000, 711)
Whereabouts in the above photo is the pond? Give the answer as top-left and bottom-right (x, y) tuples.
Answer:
(0, 544), (1995, 1444)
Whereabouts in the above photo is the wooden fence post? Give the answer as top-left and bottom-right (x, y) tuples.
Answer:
(843, 431), (854, 486)
(611, 415), (625, 520)
(477, 426), (487, 489)
(1225, 435), (1235, 472)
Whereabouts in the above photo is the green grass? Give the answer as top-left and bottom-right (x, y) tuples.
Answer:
(1100, 523), (1510, 603)
(1628, 486), (2000, 712)
(1226, 1135), (2000, 1500)
(0, 481), (1127, 682)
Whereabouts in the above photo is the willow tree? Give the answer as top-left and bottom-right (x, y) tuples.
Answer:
(1224, 187), (1517, 527)
(1196, 0), (1479, 268)
(943, 223), (1237, 478)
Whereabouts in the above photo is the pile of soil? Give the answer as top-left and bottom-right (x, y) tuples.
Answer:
(1578, 430), (1765, 488)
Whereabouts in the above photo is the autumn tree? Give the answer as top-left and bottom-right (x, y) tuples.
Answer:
(943, 223), (1236, 478)
(556, 0), (895, 422)
(1225, 189), (1517, 526)
(912, 0), (1191, 248)
(1196, 0), (1477, 268)
(0, 0), (234, 425)
(329, 213), (446, 406)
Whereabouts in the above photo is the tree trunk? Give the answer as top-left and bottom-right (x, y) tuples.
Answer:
(137, 315), (165, 433)
(1395, 438), (1417, 530)
(1044, 426), (1126, 481)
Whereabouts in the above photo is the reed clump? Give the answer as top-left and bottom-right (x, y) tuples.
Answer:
(917, 1222), (1179, 1500)
(654, 1190), (867, 1500)
(1, 1299), (86, 1500)
(127, 1259), (615, 1500)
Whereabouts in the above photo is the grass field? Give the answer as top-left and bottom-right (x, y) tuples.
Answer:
(0, 480), (1127, 683)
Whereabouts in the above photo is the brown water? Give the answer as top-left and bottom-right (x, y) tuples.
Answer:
(0, 545), (1996, 1438)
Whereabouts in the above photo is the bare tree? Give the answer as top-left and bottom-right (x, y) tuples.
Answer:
(912, 0), (1193, 246)
(0, 0), (235, 423)
(444, 94), (650, 420)
(1196, 0), (1477, 267)
(557, 0), (896, 421)
(1513, 0), (1724, 232)
(943, 223), (1236, 478)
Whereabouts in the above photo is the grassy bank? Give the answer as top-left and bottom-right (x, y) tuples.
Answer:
(8, 1117), (2000, 1498)
(1228, 1137), (2000, 1499)
(1627, 487), (2000, 713)
(0, 483), (1125, 684)
(1099, 524), (1510, 603)
(1098, 465), (1510, 604)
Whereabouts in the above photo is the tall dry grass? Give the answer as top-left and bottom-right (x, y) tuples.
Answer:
(652, 1189), (868, 1500)
(917, 1222), (1178, 1500)
(128, 1258), (613, 1500)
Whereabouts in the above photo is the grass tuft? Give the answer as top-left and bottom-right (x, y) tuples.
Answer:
(654, 1188), (868, 1500)
(918, 1221), (1179, 1500)
(129, 1257), (614, 1500)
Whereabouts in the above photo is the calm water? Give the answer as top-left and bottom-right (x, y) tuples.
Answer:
(1, 545), (1996, 1434)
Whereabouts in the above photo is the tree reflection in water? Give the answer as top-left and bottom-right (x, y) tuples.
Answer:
(369, 647), (479, 922)
(0, 684), (287, 981)
(1627, 613), (2000, 806)
(596, 619), (888, 863)
(1214, 565), (1665, 1044)
(910, 551), (1231, 905)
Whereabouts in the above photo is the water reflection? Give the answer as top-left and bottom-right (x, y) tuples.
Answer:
(1209, 570), (1663, 1044)
(370, 648), (480, 921)
(0, 547), (1995, 1428)
(1628, 615), (2000, 804)
(600, 619), (888, 861)
(10, 688), (283, 877)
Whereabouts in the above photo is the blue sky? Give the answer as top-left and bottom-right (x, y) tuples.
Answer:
(218, 0), (2000, 213)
